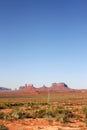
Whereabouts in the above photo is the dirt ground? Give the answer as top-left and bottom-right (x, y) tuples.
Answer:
(0, 118), (86, 130)
(0, 91), (87, 130)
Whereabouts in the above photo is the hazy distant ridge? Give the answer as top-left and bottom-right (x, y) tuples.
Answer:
(0, 87), (11, 91)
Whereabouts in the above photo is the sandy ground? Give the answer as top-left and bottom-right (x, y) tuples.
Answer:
(0, 118), (85, 130)
(6, 125), (83, 130)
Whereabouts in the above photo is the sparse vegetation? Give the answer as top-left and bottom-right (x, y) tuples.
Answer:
(0, 124), (8, 130)
(6, 108), (28, 120)
(0, 104), (7, 109)
(82, 107), (87, 126)
(0, 112), (5, 119)
(0, 92), (87, 129)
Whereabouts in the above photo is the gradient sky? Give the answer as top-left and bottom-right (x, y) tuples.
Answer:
(0, 0), (87, 89)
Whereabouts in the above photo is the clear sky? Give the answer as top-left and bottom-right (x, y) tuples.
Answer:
(0, 0), (87, 89)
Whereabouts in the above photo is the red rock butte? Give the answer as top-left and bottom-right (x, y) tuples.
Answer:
(19, 84), (36, 91)
(19, 82), (70, 93)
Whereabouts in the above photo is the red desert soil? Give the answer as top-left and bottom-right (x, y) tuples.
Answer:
(1, 86), (87, 130)
(0, 109), (12, 114)
(0, 118), (86, 130)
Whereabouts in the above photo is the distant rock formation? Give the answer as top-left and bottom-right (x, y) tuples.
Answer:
(19, 82), (70, 92)
(19, 84), (36, 91)
(49, 82), (69, 91)
(0, 87), (11, 91)
(37, 85), (48, 92)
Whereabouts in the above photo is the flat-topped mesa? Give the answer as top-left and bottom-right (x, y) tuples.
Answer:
(50, 82), (69, 91)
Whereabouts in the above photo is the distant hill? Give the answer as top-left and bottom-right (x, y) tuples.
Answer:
(0, 87), (11, 91)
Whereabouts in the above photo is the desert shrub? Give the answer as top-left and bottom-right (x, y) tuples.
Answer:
(0, 124), (8, 130)
(0, 104), (7, 109)
(26, 102), (39, 110)
(32, 109), (47, 118)
(85, 119), (87, 126)
(7, 108), (27, 120)
(47, 111), (55, 118)
(56, 114), (69, 123)
(28, 102), (35, 107)
(0, 112), (5, 119)
(82, 107), (87, 126)
(5, 102), (24, 108)
(40, 102), (48, 105)
(55, 107), (74, 123)
(82, 107), (87, 116)
(46, 108), (56, 118)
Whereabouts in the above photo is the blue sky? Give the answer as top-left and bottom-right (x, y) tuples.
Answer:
(0, 0), (87, 89)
